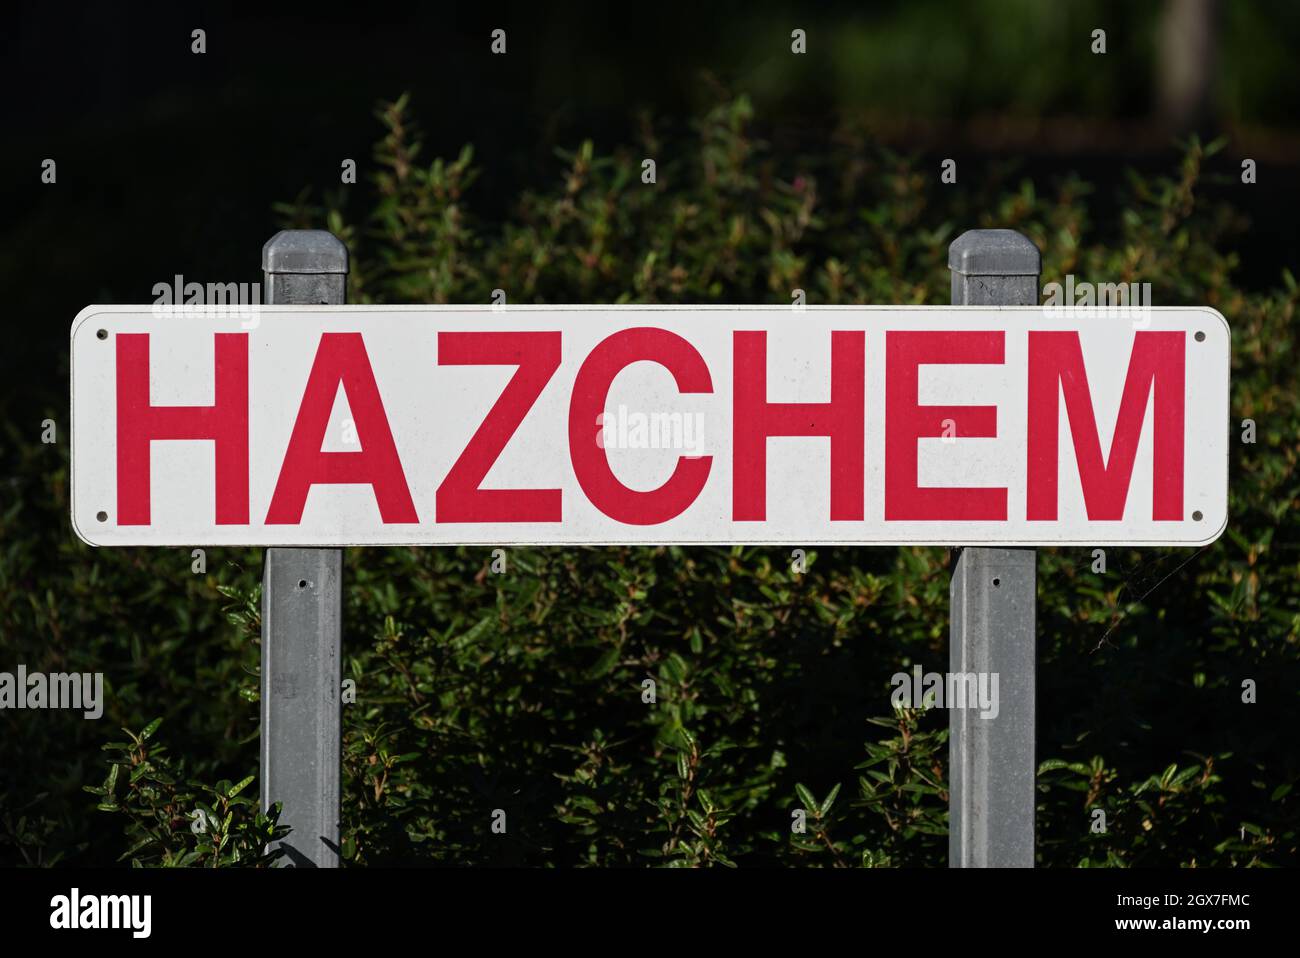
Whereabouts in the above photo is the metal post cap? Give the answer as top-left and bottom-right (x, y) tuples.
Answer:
(948, 229), (1041, 276)
(262, 230), (349, 275)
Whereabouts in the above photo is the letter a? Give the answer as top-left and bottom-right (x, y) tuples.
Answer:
(266, 333), (418, 524)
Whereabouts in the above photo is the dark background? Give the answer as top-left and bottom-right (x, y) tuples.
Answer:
(2, 1), (1298, 428)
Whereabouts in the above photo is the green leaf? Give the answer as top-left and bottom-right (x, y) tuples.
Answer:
(820, 783), (841, 816)
(588, 647), (620, 678)
(795, 783), (817, 812)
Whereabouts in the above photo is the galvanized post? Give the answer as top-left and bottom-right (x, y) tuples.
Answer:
(947, 229), (1041, 868)
(260, 230), (347, 867)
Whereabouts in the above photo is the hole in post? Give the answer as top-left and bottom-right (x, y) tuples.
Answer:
(297, 579), (308, 590)
(992, 577), (1001, 588)
(96, 511), (107, 522)
(96, 329), (107, 340)
(1193, 510), (1203, 521)
(1194, 331), (1205, 342)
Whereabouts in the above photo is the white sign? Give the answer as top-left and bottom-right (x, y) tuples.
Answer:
(70, 305), (1229, 547)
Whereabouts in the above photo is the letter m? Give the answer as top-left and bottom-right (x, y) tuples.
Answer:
(1027, 331), (1184, 521)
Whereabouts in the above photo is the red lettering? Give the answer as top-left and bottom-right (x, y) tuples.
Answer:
(885, 331), (1006, 521)
(265, 333), (417, 524)
(1027, 330), (1185, 521)
(116, 332), (249, 525)
(732, 330), (864, 521)
(437, 332), (562, 522)
(568, 328), (713, 524)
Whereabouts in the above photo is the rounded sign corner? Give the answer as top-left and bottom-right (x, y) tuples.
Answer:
(71, 305), (109, 342)
(69, 508), (103, 549)
(1192, 510), (1230, 549)
(1192, 305), (1231, 339)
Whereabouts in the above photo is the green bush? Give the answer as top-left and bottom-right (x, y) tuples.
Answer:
(1, 93), (1296, 867)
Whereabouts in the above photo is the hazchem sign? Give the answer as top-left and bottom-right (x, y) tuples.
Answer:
(70, 305), (1229, 547)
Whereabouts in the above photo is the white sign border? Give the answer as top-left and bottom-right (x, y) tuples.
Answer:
(70, 304), (1231, 549)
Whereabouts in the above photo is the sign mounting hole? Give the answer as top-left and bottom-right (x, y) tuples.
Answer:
(1194, 331), (1205, 342)
(96, 511), (107, 522)
(1192, 510), (1203, 521)
(96, 329), (107, 340)
(992, 577), (1001, 588)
